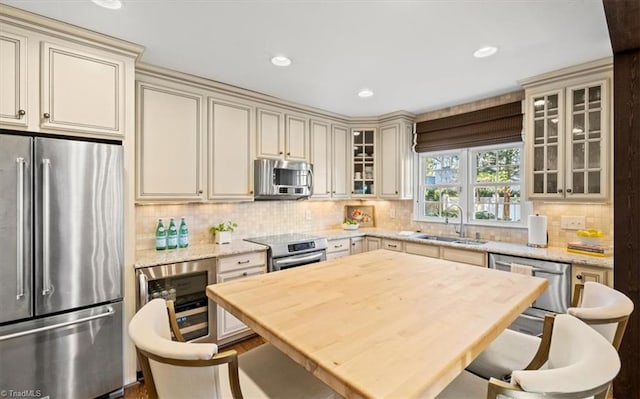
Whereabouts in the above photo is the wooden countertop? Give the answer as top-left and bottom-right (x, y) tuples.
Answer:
(207, 250), (548, 398)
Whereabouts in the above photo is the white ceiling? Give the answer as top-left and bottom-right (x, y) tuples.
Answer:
(1, 0), (612, 117)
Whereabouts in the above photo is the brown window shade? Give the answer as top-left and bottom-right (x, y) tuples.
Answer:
(414, 101), (523, 153)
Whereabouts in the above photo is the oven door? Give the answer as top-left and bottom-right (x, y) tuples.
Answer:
(272, 250), (326, 272)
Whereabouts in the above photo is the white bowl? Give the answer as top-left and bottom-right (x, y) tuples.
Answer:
(342, 223), (359, 230)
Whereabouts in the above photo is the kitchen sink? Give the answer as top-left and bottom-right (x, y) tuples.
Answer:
(410, 233), (487, 245)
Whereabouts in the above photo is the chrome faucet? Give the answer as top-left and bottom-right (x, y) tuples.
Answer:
(444, 204), (464, 238)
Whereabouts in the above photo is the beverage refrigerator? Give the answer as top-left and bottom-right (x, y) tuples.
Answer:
(0, 131), (124, 398)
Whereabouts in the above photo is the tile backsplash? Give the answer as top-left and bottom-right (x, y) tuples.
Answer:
(135, 200), (613, 251)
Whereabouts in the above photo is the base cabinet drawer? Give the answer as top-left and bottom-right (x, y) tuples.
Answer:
(405, 242), (440, 258)
(217, 251), (266, 273)
(441, 247), (487, 267)
(382, 239), (404, 252)
(327, 238), (351, 260)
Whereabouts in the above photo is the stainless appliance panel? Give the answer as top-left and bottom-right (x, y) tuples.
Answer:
(34, 138), (123, 315)
(253, 158), (313, 200)
(271, 250), (326, 272)
(0, 134), (33, 323)
(0, 302), (123, 398)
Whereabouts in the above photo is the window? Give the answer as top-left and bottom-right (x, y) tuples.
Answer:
(416, 143), (525, 226)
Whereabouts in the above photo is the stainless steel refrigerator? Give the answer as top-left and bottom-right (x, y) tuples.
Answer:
(0, 132), (124, 398)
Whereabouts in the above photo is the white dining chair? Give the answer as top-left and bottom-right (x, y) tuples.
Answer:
(129, 298), (337, 399)
(437, 314), (621, 399)
(466, 282), (634, 380)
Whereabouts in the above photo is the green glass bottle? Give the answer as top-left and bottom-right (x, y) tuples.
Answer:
(167, 218), (178, 249)
(155, 219), (167, 251)
(178, 217), (189, 248)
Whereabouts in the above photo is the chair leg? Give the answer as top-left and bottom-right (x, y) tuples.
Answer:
(227, 354), (244, 399)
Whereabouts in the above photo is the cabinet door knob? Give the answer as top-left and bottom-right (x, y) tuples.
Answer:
(279, 151), (283, 155)
(43, 113), (50, 119)
(395, 191), (398, 194)
(566, 188), (573, 193)
(326, 191), (330, 194)
(352, 191), (354, 194)
(242, 272), (248, 276)
(250, 190), (254, 194)
(287, 152), (291, 156)
(557, 189), (563, 193)
(576, 274), (583, 280)
(198, 189), (203, 194)
(18, 109), (26, 117)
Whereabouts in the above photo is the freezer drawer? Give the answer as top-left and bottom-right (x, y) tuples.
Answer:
(0, 302), (123, 398)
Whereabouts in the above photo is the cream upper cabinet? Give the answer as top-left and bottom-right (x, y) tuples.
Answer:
(0, 31), (28, 127)
(256, 107), (284, 159)
(41, 42), (125, 137)
(208, 97), (255, 200)
(351, 128), (376, 197)
(380, 124), (400, 198)
(256, 108), (309, 161)
(331, 124), (351, 198)
(310, 119), (331, 198)
(523, 59), (612, 201)
(285, 114), (309, 161)
(136, 81), (204, 201)
(0, 19), (139, 139)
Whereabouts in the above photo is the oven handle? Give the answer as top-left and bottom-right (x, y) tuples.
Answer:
(493, 260), (564, 275)
(138, 273), (148, 307)
(274, 251), (325, 267)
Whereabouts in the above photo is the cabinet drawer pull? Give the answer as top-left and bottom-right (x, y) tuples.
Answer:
(387, 244), (398, 248)
(237, 260), (250, 265)
(334, 244), (343, 248)
(242, 272), (248, 276)
(18, 109), (26, 117)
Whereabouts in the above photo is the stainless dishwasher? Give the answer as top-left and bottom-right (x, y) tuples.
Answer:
(489, 253), (571, 336)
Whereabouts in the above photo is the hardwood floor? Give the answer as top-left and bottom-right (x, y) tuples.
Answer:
(122, 335), (265, 399)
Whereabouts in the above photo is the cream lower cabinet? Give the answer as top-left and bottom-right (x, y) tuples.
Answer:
(136, 81), (204, 200)
(208, 97), (255, 200)
(382, 239), (404, 252)
(365, 237), (382, 252)
(405, 242), (440, 258)
(0, 19), (138, 139)
(216, 252), (266, 344)
(572, 264), (612, 297)
(351, 237), (364, 255)
(440, 247), (487, 267)
(327, 238), (351, 260)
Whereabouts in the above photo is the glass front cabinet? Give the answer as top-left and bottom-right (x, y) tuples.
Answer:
(524, 61), (611, 201)
(351, 128), (376, 197)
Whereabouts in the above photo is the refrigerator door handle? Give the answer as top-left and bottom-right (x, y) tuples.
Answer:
(16, 157), (25, 300)
(42, 158), (52, 296)
(139, 273), (148, 307)
(0, 306), (115, 342)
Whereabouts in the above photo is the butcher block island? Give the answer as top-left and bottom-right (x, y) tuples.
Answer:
(206, 250), (548, 398)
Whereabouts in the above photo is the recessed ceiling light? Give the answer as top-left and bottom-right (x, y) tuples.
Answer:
(473, 46), (498, 58)
(271, 56), (292, 67)
(358, 89), (374, 98)
(91, 0), (122, 10)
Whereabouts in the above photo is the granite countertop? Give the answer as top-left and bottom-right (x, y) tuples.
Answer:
(135, 241), (267, 268)
(315, 228), (613, 269)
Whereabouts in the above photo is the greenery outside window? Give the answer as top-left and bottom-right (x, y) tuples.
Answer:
(416, 144), (526, 226)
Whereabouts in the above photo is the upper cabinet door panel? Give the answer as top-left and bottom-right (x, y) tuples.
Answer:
(41, 42), (125, 137)
(310, 120), (330, 198)
(0, 31), (28, 127)
(209, 98), (254, 200)
(285, 114), (308, 161)
(256, 108), (283, 159)
(380, 124), (399, 198)
(332, 125), (350, 198)
(137, 82), (203, 200)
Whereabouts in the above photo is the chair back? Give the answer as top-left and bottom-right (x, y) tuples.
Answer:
(510, 314), (620, 398)
(569, 282), (634, 349)
(129, 299), (223, 399)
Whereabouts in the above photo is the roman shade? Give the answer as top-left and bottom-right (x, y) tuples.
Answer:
(414, 101), (523, 152)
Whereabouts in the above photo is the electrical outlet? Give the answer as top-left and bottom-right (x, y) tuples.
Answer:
(390, 207), (396, 219)
(560, 216), (586, 230)
(305, 210), (311, 221)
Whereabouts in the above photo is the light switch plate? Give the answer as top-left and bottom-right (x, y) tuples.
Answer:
(560, 216), (586, 230)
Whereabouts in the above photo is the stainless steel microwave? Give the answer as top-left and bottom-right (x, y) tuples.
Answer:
(254, 159), (313, 200)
